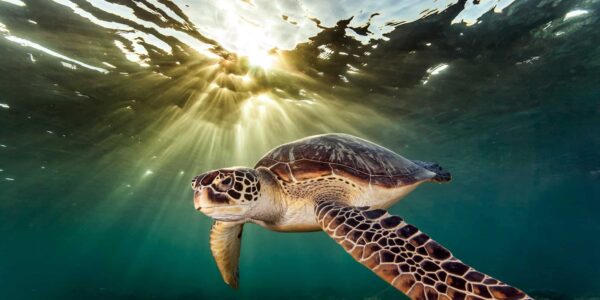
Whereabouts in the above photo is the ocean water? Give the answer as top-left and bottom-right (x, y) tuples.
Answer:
(0, 0), (599, 299)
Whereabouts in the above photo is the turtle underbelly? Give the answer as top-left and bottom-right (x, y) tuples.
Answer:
(263, 198), (321, 232)
(352, 182), (421, 209)
(264, 177), (421, 232)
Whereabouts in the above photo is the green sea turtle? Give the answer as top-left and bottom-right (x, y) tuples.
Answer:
(191, 133), (530, 300)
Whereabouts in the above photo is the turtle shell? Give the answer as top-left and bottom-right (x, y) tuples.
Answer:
(254, 133), (449, 187)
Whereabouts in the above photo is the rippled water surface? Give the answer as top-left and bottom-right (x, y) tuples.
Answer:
(0, 0), (599, 299)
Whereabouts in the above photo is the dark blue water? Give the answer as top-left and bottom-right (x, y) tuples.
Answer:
(0, 0), (598, 299)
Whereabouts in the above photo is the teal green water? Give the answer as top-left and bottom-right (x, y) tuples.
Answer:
(0, 0), (599, 299)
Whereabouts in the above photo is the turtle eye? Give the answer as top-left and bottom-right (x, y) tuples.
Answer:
(214, 176), (232, 192)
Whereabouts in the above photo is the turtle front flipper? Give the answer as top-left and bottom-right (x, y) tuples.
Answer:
(315, 201), (531, 300)
(210, 220), (243, 288)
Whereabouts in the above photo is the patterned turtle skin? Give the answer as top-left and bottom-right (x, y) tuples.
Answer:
(315, 202), (531, 300)
(191, 133), (531, 299)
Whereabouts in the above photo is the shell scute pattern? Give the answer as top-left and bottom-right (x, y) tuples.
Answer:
(279, 175), (362, 201)
(289, 159), (332, 181)
(255, 134), (436, 187)
(315, 201), (532, 300)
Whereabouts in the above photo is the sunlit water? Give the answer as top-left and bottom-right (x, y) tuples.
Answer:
(0, 0), (599, 299)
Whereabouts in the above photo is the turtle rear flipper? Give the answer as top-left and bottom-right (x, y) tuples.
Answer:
(411, 160), (451, 183)
(210, 221), (243, 288)
(315, 201), (530, 300)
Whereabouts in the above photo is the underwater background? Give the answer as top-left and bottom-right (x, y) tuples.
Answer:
(0, 0), (599, 299)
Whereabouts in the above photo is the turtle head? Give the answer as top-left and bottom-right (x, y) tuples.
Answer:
(191, 167), (261, 221)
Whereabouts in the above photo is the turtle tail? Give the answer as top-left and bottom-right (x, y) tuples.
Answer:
(412, 160), (451, 183)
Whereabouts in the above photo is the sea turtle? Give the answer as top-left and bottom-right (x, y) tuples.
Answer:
(191, 133), (530, 300)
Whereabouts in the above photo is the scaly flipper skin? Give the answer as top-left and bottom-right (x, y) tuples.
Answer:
(210, 221), (243, 288)
(315, 201), (532, 300)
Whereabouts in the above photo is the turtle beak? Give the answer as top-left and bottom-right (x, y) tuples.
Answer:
(194, 189), (206, 211)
